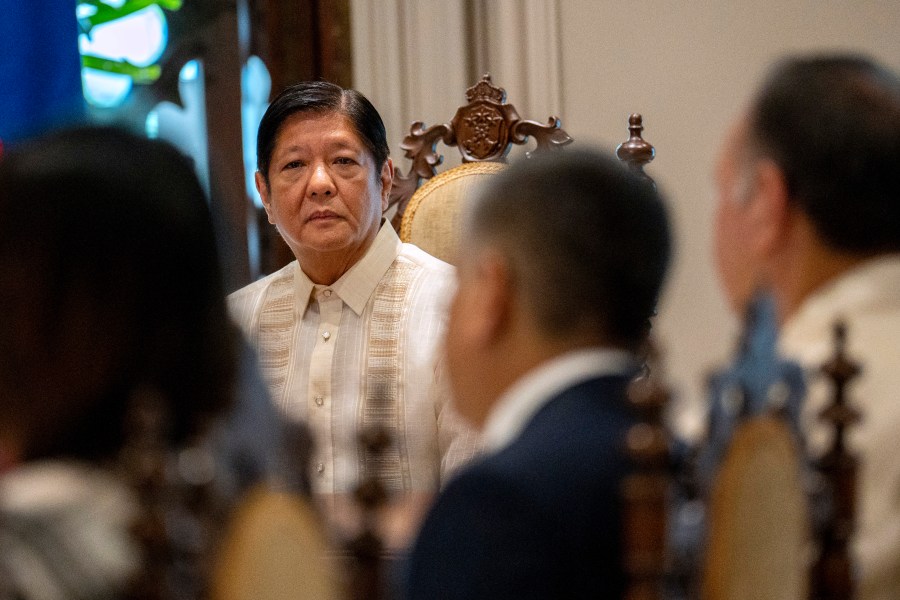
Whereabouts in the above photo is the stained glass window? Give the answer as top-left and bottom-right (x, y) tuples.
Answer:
(77, 0), (183, 108)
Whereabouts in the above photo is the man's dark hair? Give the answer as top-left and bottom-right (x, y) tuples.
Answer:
(467, 148), (671, 349)
(256, 81), (390, 184)
(0, 127), (236, 461)
(748, 54), (900, 253)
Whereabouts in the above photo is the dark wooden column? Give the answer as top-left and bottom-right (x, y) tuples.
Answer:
(204, 0), (252, 291)
(250, 0), (352, 275)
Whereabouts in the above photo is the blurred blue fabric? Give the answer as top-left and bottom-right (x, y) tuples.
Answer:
(0, 2), (85, 146)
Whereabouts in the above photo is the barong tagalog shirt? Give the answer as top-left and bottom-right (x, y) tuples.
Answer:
(779, 255), (900, 600)
(228, 223), (479, 495)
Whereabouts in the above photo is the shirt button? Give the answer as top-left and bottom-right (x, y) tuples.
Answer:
(323, 289), (332, 297)
(322, 331), (331, 340)
(314, 396), (324, 406)
(316, 462), (324, 474)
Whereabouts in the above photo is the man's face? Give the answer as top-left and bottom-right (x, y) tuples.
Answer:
(713, 119), (762, 314)
(257, 111), (391, 271)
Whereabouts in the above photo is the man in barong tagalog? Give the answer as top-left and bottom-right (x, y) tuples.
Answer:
(229, 82), (480, 500)
(713, 54), (900, 599)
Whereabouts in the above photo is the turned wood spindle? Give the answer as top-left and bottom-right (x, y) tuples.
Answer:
(616, 114), (656, 184)
(810, 320), (861, 600)
(622, 344), (671, 600)
(347, 425), (392, 600)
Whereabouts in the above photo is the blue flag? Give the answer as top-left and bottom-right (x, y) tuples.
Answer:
(0, 2), (85, 146)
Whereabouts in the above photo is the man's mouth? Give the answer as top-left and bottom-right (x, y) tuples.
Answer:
(306, 210), (341, 223)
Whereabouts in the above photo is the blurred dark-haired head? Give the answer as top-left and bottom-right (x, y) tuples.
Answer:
(0, 127), (236, 462)
(466, 147), (672, 350)
(747, 54), (900, 253)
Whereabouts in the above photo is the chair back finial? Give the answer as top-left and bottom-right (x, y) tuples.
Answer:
(810, 320), (861, 600)
(616, 114), (656, 182)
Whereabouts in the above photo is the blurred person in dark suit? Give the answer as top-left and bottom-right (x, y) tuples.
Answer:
(406, 147), (671, 599)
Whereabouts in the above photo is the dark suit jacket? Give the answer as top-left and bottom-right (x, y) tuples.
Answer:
(406, 374), (636, 599)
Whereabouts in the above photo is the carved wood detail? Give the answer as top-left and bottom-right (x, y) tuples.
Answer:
(616, 113), (656, 183)
(810, 321), (861, 600)
(388, 74), (573, 229)
(622, 344), (671, 600)
(346, 425), (392, 600)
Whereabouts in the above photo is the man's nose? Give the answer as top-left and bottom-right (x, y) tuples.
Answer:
(308, 163), (336, 198)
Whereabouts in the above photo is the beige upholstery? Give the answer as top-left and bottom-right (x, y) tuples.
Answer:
(211, 486), (340, 600)
(702, 416), (810, 600)
(399, 162), (506, 265)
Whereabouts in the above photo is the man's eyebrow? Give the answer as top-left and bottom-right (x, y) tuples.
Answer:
(325, 137), (361, 151)
(274, 135), (361, 156)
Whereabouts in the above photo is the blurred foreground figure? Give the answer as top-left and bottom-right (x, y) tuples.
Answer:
(0, 128), (254, 599)
(713, 54), (900, 599)
(406, 148), (671, 599)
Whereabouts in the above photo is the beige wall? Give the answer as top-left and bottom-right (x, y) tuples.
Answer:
(351, 0), (900, 436)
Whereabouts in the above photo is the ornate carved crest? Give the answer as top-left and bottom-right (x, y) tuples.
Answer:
(465, 75), (506, 104)
(388, 74), (573, 227)
(454, 102), (509, 160)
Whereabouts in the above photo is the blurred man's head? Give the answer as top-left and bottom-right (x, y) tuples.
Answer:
(446, 148), (671, 426)
(714, 54), (900, 318)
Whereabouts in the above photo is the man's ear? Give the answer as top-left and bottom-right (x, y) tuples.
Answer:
(379, 158), (394, 212)
(255, 171), (275, 224)
(468, 251), (514, 347)
(747, 159), (791, 257)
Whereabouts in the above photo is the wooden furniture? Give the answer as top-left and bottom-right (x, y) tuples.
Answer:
(809, 321), (860, 600)
(392, 75), (657, 265)
(344, 425), (392, 600)
(673, 296), (862, 600)
(211, 488), (339, 600)
(622, 344), (672, 600)
(388, 74), (572, 235)
(121, 392), (340, 600)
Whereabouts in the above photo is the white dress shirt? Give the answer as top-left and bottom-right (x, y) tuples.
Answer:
(483, 348), (636, 453)
(229, 224), (480, 495)
(779, 255), (900, 600)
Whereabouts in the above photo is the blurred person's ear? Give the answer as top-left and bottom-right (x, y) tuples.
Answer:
(746, 159), (792, 259)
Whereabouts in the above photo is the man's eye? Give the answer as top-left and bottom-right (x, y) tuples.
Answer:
(284, 160), (302, 170)
(334, 157), (355, 165)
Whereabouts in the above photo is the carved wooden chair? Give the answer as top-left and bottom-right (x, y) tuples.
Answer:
(388, 74), (656, 265)
(121, 398), (340, 600)
(652, 298), (862, 600)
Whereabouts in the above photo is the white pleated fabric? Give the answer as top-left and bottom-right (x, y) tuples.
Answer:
(229, 224), (480, 495)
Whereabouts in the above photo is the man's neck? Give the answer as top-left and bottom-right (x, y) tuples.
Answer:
(297, 240), (378, 285)
(771, 235), (874, 324)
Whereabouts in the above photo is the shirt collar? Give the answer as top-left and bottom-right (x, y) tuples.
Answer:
(293, 221), (403, 317)
(482, 348), (637, 452)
